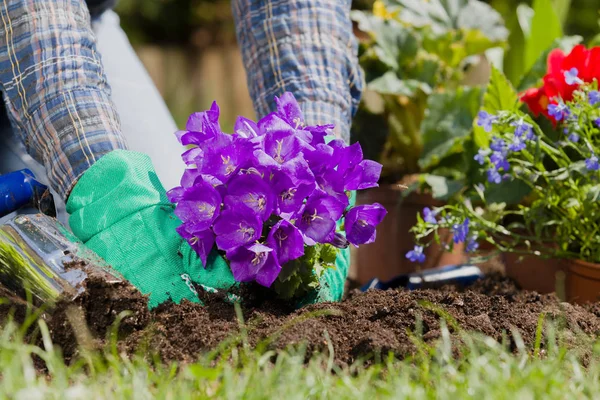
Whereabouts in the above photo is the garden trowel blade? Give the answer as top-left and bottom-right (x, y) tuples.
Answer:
(0, 213), (123, 307)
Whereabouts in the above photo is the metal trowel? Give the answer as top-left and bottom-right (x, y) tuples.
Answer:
(0, 169), (123, 306)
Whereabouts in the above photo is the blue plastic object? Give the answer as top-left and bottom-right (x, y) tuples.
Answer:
(0, 169), (56, 218)
(360, 264), (484, 292)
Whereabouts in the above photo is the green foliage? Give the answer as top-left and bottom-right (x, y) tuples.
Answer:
(412, 75), (600, 263)
(351, 0), (508, 191)
(272, 244), (338, 300)
(524, 0), (563, 71)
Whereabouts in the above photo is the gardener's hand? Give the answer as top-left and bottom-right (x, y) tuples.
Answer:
(66, 150), (235, 308)
(66, 150), (348, 308)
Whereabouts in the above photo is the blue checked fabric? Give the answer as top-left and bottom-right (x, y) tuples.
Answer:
(0, 0), (127, 199)
(232, 0), (364, 143)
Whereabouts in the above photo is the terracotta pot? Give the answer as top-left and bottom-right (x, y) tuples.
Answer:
(566, 259), (600, 304)
(349, 185), (466, 284)
(502, 252), (566, 294)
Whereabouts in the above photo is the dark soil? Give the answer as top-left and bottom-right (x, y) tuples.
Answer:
(1, 273), (599, 367)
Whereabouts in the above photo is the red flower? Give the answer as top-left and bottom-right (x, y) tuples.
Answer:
(520, 45), (600, 123)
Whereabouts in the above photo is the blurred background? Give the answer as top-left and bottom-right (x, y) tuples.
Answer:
(114, 0), (600, 132)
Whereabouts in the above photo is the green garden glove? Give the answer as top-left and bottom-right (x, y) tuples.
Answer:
(66, 150), (350, 308)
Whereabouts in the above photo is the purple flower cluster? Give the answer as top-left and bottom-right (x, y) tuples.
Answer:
(474, 115), (537, 184)
(168, 92), (386, 287)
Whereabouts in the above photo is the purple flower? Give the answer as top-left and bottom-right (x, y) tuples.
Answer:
(343, 160), (382, 190)
(595, 118), (600, 128)
(223, 173), (275, 221)
(406, 245), (425, 263)
(487, 167), (502, 184)
(315, 169), (350, 210)
(564, 67), (581, 85)
(213, 208), (262, 252)
(589, 91), (600, 106)
(568, 132), (580, 143)
(254, 125), (314, 168)
(586, 154), (599, 171)
(271, 169), (315, 215)
(422, 207), (437, 224)
(452, 218), (470, 244)
(274, 92), (332, 146)
(509, 136), (526, 152)
(172, 180), (222, 233)
(176, 225), (215, 267)
(490, 137), (505, 152)
(466, 236), (479, 253)
(477, 111), (497, 132)
(295, 195), (345, 245)
(548, 102), (569, 121)
(178, 101), (221, 145)
(474, 148), (489, 165)
(266, 220), (305, 265)
(344, 203), (387, 246)
(512, 120), (533, 139)
(197, 134), (254, 183)
(490, 151), (509, 171)
(227, 243), (281, 287)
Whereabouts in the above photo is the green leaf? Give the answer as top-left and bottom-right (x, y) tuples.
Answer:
(502, 5), (529, 85)
(524, 0), (562, 72)
(390, 0), (509, 42)
(423, 174), (464, 200)
(473, 66), (518, 148)
(368, 71), (432, 96)
(551, 0), (571, 26)
(485, 179), (532, 205)
(418, 86), (483, 169)
(517, 36), (582, 91)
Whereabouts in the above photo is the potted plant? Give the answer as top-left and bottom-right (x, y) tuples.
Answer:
(409, 45), (600, 303)
(349, 0), (508, 283)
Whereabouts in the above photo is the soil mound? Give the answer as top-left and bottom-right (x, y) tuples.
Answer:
(1, 274), (599, 366)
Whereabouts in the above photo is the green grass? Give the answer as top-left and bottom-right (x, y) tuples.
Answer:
(1, 314), (600, 400)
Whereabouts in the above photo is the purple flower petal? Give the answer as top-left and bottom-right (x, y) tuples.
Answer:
(176, 225), (215, 267)
(406, 245), (425, 263)
(452, 218), (470, 244)
(197, 135), (253, 183)
(167, 186), (185, 203)
(266, 220), (305, 265)
(422, 207), (437, 224)
(223, 173), (275, 221)
(173, 180), (222, 233)
(272, 169), (315, 214)
(345, 203), (387, 246)
(181, 147), (203, 166)
(213, 208), (262, 252)
(295, 197), (338, 245)
(316, 169), (350, 211)
(275, 92), (304, 128)
(227, 243), (281, 287)
(234, 116), (260, 139)
(343, 160), (382, 190)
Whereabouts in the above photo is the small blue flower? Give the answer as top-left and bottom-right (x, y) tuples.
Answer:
(452, 218), (470, 244)
(466, 236), (479, 253)
(548, 102), (570, 121)
(568, 132), (580, 143)
(406, 245), (426, 263)
(474, 148), (489, 165)
(595, 118), (600, 128)
(564, 67), (582, 85)
(586, 154), (599, 171)
(589, 91), (600, 106)
(512, 120), (533, 139)
(490, 151), (509, 171)
(422, 207), (437, 224)
(509, 136), (526, 152)
(490, 137), (505, 152)
(487, 167), (502, 184)
(477, 111), (497, 132)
